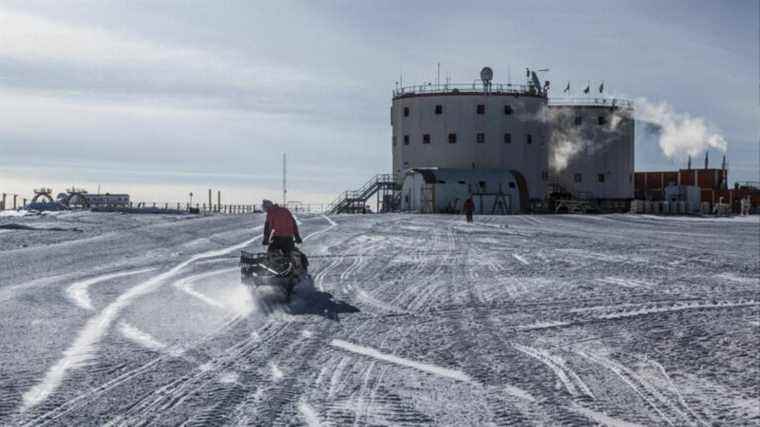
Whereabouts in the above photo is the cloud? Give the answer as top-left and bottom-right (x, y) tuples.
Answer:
(0, 5), (327, 113)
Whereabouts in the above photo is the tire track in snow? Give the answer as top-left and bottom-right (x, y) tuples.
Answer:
(23, 314), (246, 427)
(330, 339), (473, 384)
(513, 253), (530, 265)
(227, 324), (338, 425)
(117, 320), (288, 425)
(20, 229), (263, 411)
(575, 350), (694, 426)
(298, 400), (323, 427)
(118, 322), (170, 354)
(172, 267), (239, 311)
(512, 344), (595, 399)
(643, 356), (707, 425)
(66, 268), (157, 311)
(569, 403), (645, 427)
(313, 257), (343, 292)
(303, 215), (337, 241)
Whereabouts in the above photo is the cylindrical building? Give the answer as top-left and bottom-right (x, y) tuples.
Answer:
(391, 79), (550, 200)
(547, 98), (635, 205)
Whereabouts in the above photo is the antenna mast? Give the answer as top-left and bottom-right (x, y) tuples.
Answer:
(282, 153), (287, 206)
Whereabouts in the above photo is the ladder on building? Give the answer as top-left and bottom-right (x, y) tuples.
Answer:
(327, 174), (400, 214)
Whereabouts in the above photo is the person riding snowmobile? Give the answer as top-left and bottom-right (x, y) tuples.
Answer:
(261, 199), (302, 254)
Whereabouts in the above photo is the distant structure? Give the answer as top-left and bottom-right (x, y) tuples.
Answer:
(32, 188), (54, 203)
(635, 153), (728, 205)
(54, 188), (130, 208)
(84, 193), (130, 208)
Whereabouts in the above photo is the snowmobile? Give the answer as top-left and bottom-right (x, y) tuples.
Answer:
(239, 248), (308, 301)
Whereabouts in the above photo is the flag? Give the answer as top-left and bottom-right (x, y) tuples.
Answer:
(563, 82), (570, 93)
(599, 82), (604, 93)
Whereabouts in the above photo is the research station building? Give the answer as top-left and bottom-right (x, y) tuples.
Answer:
(391, 67), (634, 213)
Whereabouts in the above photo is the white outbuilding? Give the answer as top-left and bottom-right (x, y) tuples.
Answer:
(400, 168), (529, 214)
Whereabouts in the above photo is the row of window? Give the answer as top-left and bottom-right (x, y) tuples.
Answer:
(574, 173), (607, 183)
(542, 173), (607, 183)
(395, 167), (609, 184)
(398, 133), (532, 145)
(403, 104), (514, 117)
(574, 115), (608, 126)
(401, 105), (609, 126)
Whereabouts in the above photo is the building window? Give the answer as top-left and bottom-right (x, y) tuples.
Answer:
(509, 182), (516, 189)
(504, 105), (513, 115)
(504, 133), (512, 144)
(403, 107), (410, 117)
(541, 170), (549, 181)
(403, 134), (410, 145)
(574, 116), (582, 126)
(598, 173), (605, 183)
(526, 134), (532, 144)
(598, 115), (607, 125)
(448, 133), (457, 144)
(479, 181), (487, 190)
(476, 104), (485, 114)
(476, 132), (485, 143)
(574, 173), (582, 183)
(392, 136), (396, 146)
(435, 105), (443, 114)
(422, 134), (431, 144)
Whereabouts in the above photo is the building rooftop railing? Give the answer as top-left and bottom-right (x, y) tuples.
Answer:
(548, 97), (634, 108)
(393, 82), (537, 98)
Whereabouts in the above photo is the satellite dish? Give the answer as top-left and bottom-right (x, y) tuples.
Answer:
(480, 66), (493, 85)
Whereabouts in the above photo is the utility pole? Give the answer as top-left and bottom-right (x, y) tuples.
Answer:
(217, 190), (221, 213)
(282, 153), (287, 207)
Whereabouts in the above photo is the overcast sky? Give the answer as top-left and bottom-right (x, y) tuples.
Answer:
(1, 0), (758, 204)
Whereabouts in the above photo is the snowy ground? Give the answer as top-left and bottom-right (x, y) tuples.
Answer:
(0, 211), (758, 425)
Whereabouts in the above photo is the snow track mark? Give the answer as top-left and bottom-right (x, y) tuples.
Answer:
(513, 344), (594, 399)
(512, 253), (530, 265)
(570, 403), (645, 427)
(576, 350), (701, 426)
(118, 322), (169, 354)
(298, 400), (323, 427)
(66, 267), (156, 311)
(20, 230), (262, 411)
(303, 215), (337, 241)
(172, 267), (239, 311)
(330, 339), (473, 384)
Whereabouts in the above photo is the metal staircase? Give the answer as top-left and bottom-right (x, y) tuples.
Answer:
(327, 174), (400, 214)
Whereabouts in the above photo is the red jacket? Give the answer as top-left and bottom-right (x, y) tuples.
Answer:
(263, 206), (301, 243)
(463, 198), (475, 214)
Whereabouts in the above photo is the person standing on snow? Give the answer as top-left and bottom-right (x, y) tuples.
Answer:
(261, 199), (302, 254)
(463, 196), (475, 223)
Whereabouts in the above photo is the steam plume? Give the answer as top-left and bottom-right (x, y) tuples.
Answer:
(633, 98), (727, 158)
(544, 98), (728, 172)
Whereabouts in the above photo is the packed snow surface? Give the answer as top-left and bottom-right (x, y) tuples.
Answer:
(0, 212), (758, 425)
